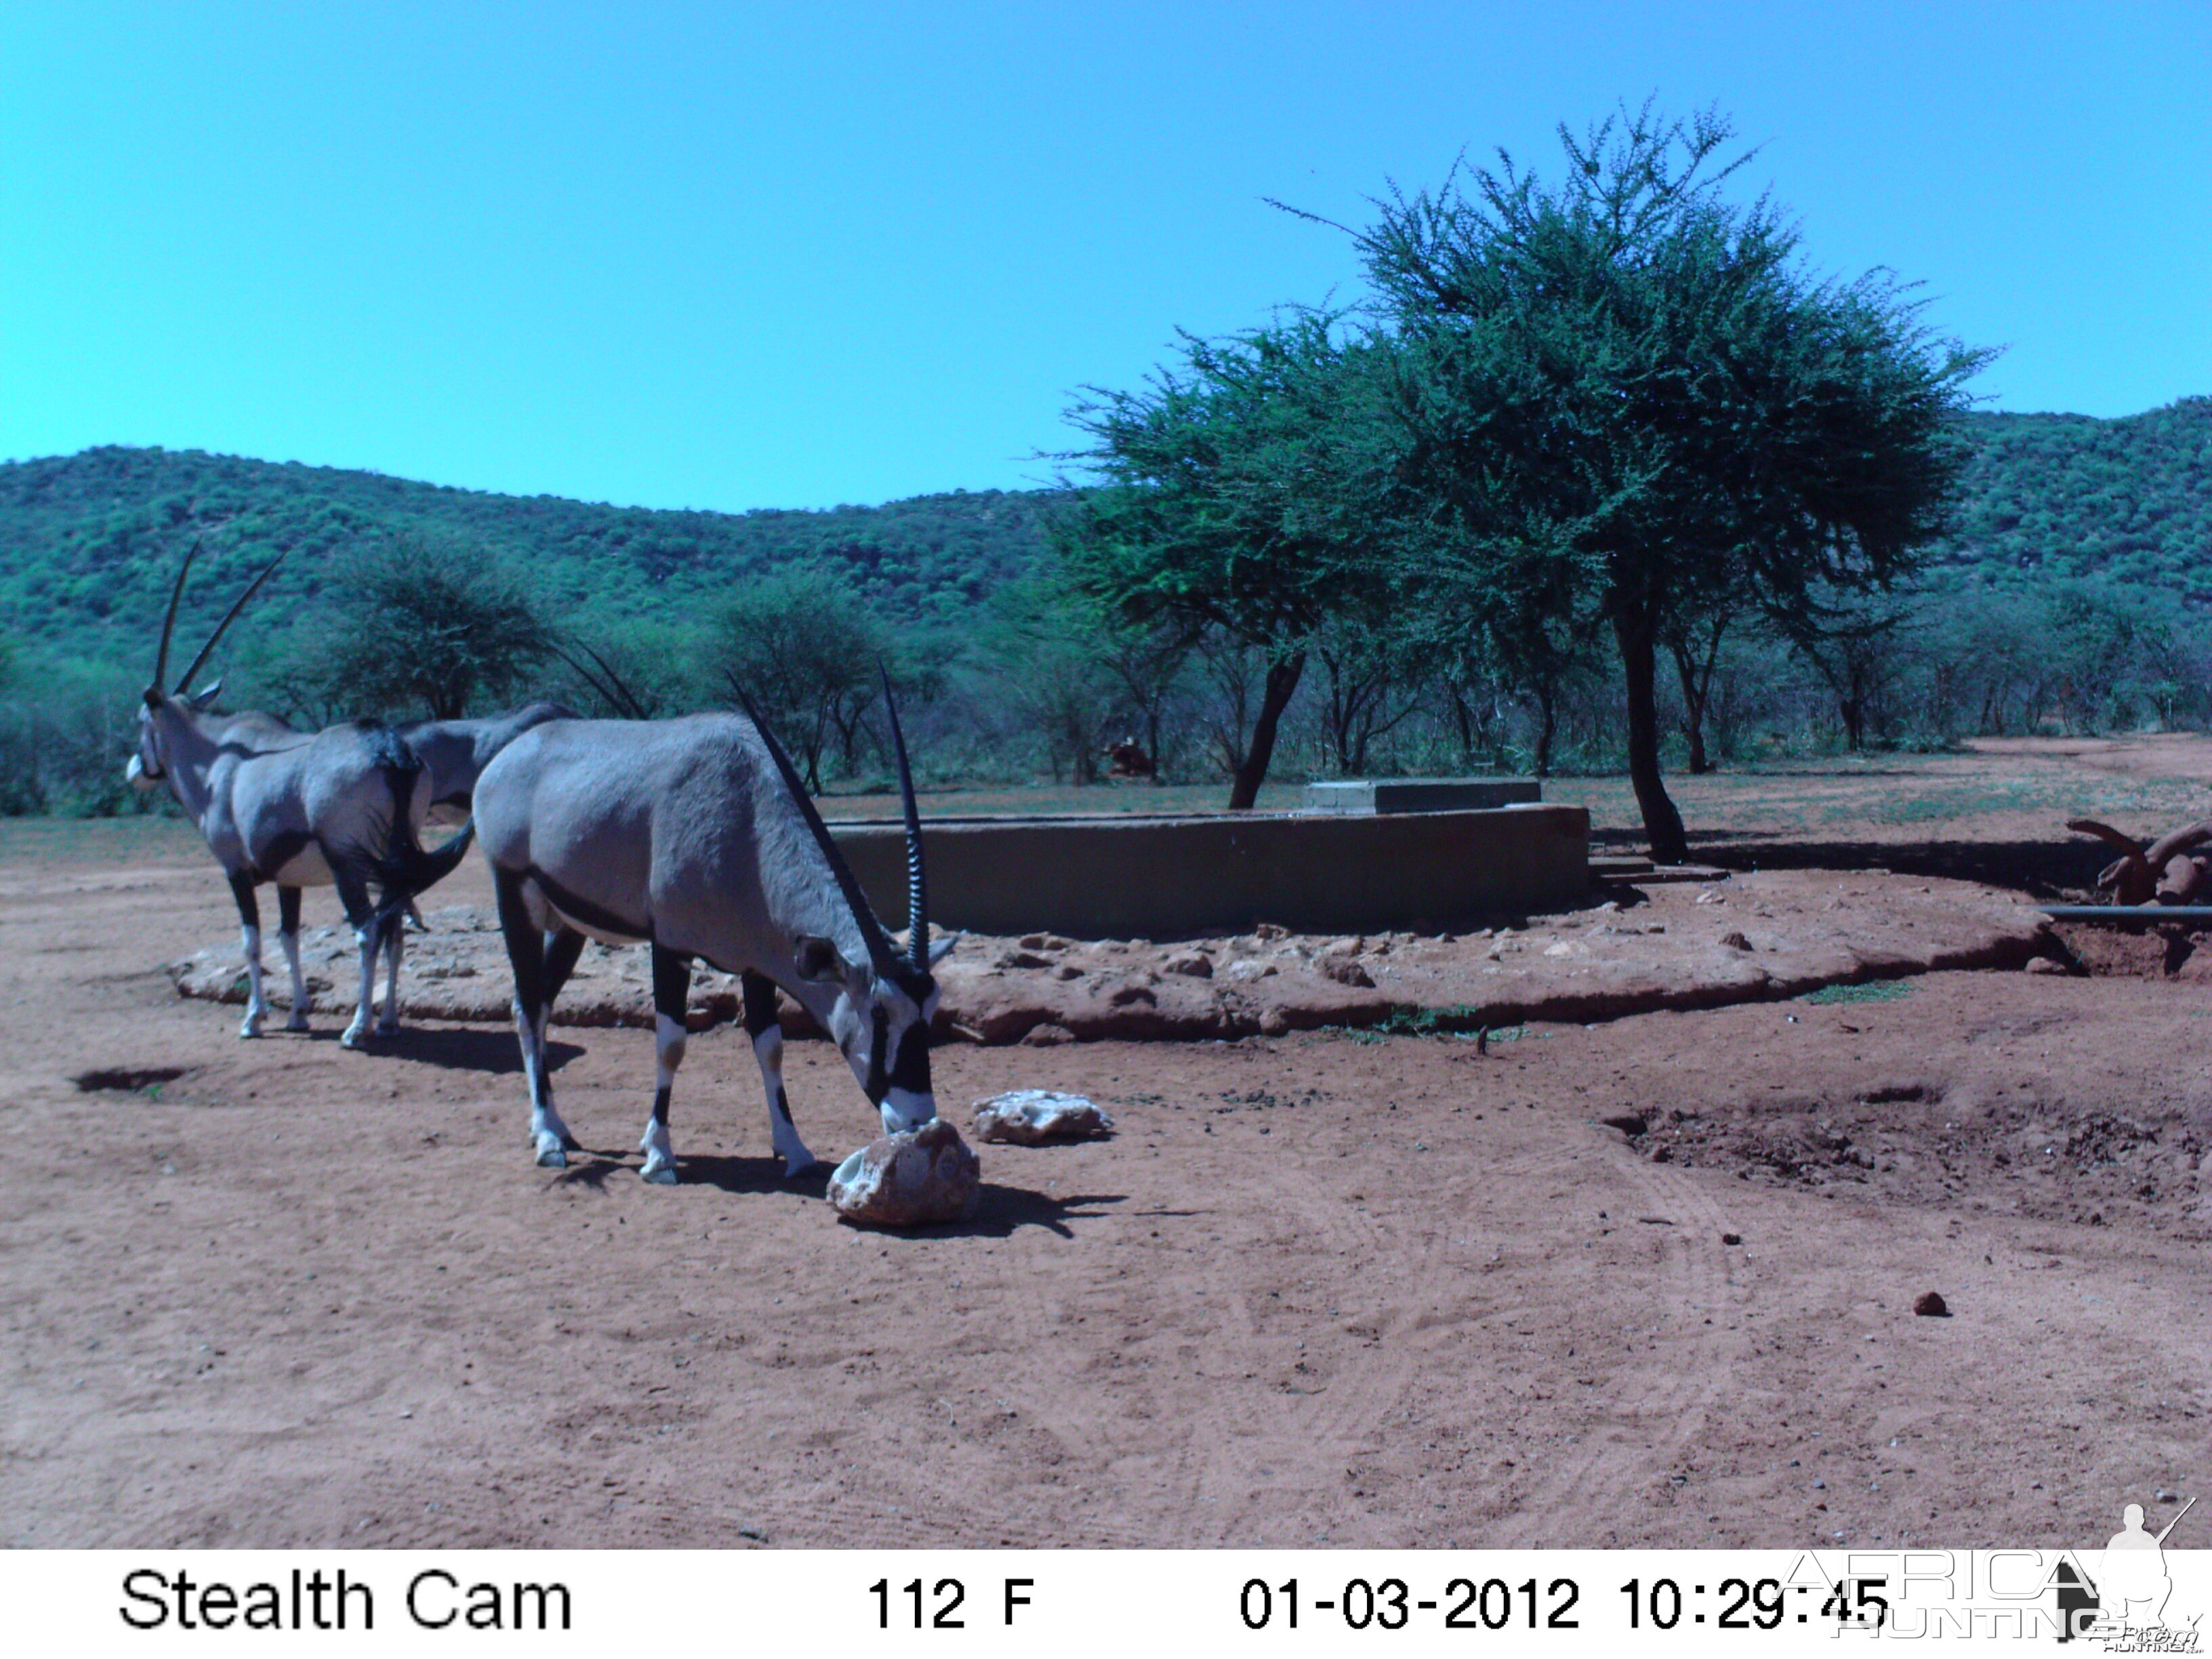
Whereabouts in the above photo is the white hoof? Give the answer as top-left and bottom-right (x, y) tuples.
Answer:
(375, 1014), (400, 1038)
(339, 1021), (368, 1050)
(641, 1157), (678, 1186)
(533, 1120), (572, 1167)
(239, 1013), (265, 1039)
(285, 1012), (311, 1033)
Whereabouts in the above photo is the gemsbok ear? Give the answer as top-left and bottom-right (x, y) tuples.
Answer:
(793, 935), (846, 983)
(925, 933), (959, 968)
(187, 679), (224, 712)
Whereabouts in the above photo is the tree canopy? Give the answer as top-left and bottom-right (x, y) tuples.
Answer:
(1343, 101), (1990, 858)
(1055, 314), (1399, 806)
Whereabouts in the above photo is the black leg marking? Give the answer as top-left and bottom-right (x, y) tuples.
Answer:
(642, 943), (691, 1181)
(277, 884), (302, 934)
(493, 865), (573, 1161)
(741, 969), (780, 1038)
(742, 970), (797, 1128)
(495, 868), (547, 1013)
(227, 872), (261, 932)
(544, 926), (587, 1006)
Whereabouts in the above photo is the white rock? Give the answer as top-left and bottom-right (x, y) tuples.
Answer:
(827, 1120), (982, 1227)
(972, 1090), (1115, 1145)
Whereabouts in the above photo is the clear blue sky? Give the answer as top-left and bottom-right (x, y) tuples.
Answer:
(5, 1), (2206, 512)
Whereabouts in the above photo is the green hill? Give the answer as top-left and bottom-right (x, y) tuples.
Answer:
(1934, 396), (2212, 597)
(2, 396), (2207, 676)
(0, 445), (1066, 673)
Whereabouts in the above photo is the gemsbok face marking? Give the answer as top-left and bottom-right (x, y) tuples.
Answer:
(127, 542), (474, 1044)
(472, 672), (953, 1185)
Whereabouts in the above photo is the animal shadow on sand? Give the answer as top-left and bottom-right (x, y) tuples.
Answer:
(564, 1151), (1126, 1236)
(359, 1024), (587, 1076)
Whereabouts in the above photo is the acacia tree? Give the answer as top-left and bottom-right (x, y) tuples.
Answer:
(709, 562), (884, 793)
(290, 535), (554, 721)
(1057, 314), (1395, 809)
(1340, 102), (1988, 860)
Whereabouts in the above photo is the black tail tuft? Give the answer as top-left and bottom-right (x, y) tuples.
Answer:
(369, 818), (475, 930)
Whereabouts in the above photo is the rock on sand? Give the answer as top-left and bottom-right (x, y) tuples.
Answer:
(973, 1090), (1115, 1144)
(827, 1119), (982, 1227)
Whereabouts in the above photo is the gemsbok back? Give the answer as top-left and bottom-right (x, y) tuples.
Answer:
(399, 702), (580, 824)
(471, 682), (951, 1183)
(128, 544), (475, 1044)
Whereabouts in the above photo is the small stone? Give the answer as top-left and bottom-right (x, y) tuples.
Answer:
(973, 1090), (1115, 1144)
(1913, 1291), (1950, 1317)
(827, 1119), (981, 1227)
(998, 949), (1054, 970)
(1721, 1232), (1742, 1246)
(1051, 963), (1084, 981)
(1018, 934), (1047, 949)
(1719, 930), (1753, 951)
(1254, 922), (1289, 941)
(1162, 951), (1214, 978)
(1019, 1022), (1075, 1047)
(1319, 956), (1375, 987)
(2025, 956), (2066, 975)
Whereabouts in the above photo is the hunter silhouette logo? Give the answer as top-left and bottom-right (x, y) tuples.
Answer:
(2060, 1494), (2199, 1647)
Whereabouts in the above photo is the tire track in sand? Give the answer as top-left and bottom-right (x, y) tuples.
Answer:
(1488, 1140), (1747, 1545)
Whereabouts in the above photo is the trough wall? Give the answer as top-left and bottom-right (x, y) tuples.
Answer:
(831, 804), (1589, 939)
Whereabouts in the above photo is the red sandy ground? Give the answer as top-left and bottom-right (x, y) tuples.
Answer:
(4, 743), (2210, 1549)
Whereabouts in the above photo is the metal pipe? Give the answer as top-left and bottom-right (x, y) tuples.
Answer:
(2039, 904), (2212, 926)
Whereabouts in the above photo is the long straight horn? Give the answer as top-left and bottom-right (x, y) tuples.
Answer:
(149, 539), (203, 695)
(174, 552), (286, 693)
(880, 664), (928, 972)
(550, 643), (644, 719)
(732, 685), (899, 978)
(571, 638), (649, 720)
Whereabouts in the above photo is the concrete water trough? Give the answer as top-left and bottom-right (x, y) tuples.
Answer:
(831, 800), (1588, 940)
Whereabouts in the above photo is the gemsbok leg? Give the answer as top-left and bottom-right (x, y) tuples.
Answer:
(333, 861), (382, 1050)
(227, 873), (268, 1039)
(640, 943), (689, 1185)
(375, 909), (405, 1037)
(494, 869), (579, 1166)
(742, 969), (819, 1176)
(276, 884), (312, 1031)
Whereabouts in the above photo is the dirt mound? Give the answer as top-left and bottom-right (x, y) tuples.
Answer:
(1601, 1028), (2212, 1236)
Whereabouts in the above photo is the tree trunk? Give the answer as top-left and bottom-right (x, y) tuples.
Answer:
(1227, 651), (1305, 811)
(1532, 680), (1557, 779)
(1670, 632), (1720, 774)
(1613, 598), (1689, 864)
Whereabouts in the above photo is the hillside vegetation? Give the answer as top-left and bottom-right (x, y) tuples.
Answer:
(4, 398), (2207, 674)
(1, 397), (2206, 817)
(1933, 397), (2212, 596)
(0, 445), (1064, 670)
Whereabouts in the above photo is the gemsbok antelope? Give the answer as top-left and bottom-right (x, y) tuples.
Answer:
(398, 702), (581, 824)
(471, 680), (952, 1183)
(127, 544), (475, 1044)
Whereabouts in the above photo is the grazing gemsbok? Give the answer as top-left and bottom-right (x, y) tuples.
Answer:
(128, 545), (475, 1045)
(472, 682), (952, 1183)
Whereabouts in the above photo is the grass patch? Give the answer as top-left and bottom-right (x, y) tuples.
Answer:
(1799, 979), (1914, 1006)
(1336, 1012), (1532, 1044)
